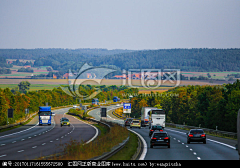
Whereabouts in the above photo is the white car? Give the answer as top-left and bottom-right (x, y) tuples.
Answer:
(73, 105), (78, 108)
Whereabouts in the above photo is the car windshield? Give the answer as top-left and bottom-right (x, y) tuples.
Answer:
(153, 133), (167, 138)
(133, 121), (139, 123)
(62, 119), (69, 122)
(190, 130), (204, 134)
(152, 126), (162, 130)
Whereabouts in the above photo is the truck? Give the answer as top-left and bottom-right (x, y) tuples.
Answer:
(148, 109), (166, 128)
(38, 106), (52, 126)
(140, 107), (157, 127)
(113, 96), (120, 102)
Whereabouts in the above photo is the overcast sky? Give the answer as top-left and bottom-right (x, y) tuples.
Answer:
(0, 0), (239, 50)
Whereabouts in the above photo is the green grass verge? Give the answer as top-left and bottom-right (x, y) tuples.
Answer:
(107, 131), (138, 160)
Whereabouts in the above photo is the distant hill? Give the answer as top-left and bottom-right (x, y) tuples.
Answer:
(91, 48), (240, 72)
(1, 48), (240, 74)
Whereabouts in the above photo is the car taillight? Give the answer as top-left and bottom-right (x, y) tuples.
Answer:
(188, 134), (193, 137)
(164, 137), (169, 140)
(201, 134), (206, 137)
(160, 130), (163, 132)
(152, 137), (157, 140)
(150, 129), (154, 132)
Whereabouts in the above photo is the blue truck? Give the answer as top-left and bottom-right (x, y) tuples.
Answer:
(113, 96), (120, 102)
(38, 106), (52, 126)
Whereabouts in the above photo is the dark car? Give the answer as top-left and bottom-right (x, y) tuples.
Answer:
(150, 131), (170, 148)
(186, 129), (206, 144)
(149, 125), (163, 137)
(124, 118), (133, 126)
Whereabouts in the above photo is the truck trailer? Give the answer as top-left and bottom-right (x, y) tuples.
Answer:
(140, 107), (157, 127)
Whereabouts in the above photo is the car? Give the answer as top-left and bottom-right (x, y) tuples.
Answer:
(130, 120), (141, 129)
(149, 125), (163, 137)
(51, 112), (55, 116)
(60, 117), (70, 127)
(124, 118), (133, 126)
(73, 105), (78, 108)
(150, 131), (170, 148)
(186, 129), (206, 144)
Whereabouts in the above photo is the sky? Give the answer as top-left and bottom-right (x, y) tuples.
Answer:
(0, 0), (240, 50)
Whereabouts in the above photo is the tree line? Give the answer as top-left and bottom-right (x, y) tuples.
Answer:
(0, 84), (138, 126)
(130, 80), (240, 132)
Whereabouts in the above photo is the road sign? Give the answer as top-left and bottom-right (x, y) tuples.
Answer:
(123, 103), (131, 113)
(8, 109), (14, 118)
(101, 107), (107, 117)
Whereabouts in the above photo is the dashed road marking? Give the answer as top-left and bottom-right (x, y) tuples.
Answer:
(0, 154), (6, 158)
(18, 150), (24, 153)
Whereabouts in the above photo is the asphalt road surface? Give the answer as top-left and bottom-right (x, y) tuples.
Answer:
(0, 107), (97, 160)
(91, 105), (239, 160)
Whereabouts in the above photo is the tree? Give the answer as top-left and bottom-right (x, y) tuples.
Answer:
(18, 81), (31, 93)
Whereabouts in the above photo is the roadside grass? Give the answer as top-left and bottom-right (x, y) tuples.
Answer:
(56, 124), (129, 160)
(107, 131), (138, 160)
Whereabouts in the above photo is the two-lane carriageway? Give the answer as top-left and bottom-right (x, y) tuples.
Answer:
(0, 107), (97, 160)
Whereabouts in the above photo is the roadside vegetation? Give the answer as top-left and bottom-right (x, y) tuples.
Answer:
(130, 79), (240, 133)
(0, 84), (138, 126)
(56, 124), (129, 160)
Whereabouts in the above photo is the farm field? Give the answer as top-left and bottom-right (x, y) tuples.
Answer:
(181, 71), (240, 79)
(0, 78), (233, 86)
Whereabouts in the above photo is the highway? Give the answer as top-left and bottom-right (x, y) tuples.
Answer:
(0, 107), (97, 160)
(1, 104), (238, 160)
(92, 104), (239, 160)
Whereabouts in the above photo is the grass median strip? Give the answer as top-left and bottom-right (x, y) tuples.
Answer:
(107, 131), (138, 160)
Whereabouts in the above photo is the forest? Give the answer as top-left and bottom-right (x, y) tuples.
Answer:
(130, 79), (240, 133)
(0, 84), (138, 126)
(1, 48), (240, 77)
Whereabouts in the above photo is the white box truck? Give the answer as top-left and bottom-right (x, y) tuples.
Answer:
(148, 109), (166, 128)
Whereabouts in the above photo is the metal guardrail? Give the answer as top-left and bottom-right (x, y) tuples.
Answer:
(166, 123), (237, 139)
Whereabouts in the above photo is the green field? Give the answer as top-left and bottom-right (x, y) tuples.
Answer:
(0, 84), (65, 91)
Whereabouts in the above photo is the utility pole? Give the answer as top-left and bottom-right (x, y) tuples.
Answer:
(237, 109), (240, 160)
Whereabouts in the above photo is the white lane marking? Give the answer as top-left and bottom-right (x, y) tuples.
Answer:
(18, 150), (24, 152)
(28, 137), (31, 139)
(186, 145), (188, 147)
(207, 139), (236, 150)
(190, 148), (193, 151)
(21, 139), (25, 141)
(182, 143), (184, 145)
(12, 141), (16, 143)
(128, 128), (147, 160)
(42, 143), (46, 145)
(0, 123), (39, 139)
(193, 152), (197, 155)
(50, 141), (53, 143)
(165, 128), (236, 150)
(56, 139), (59, 140)
(32, 146), (37, 148)
(0, 154), (6, 158)
(197, 157), (201, 160)
(0, 144), (5, 146)
(178, 140), (180, 142)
